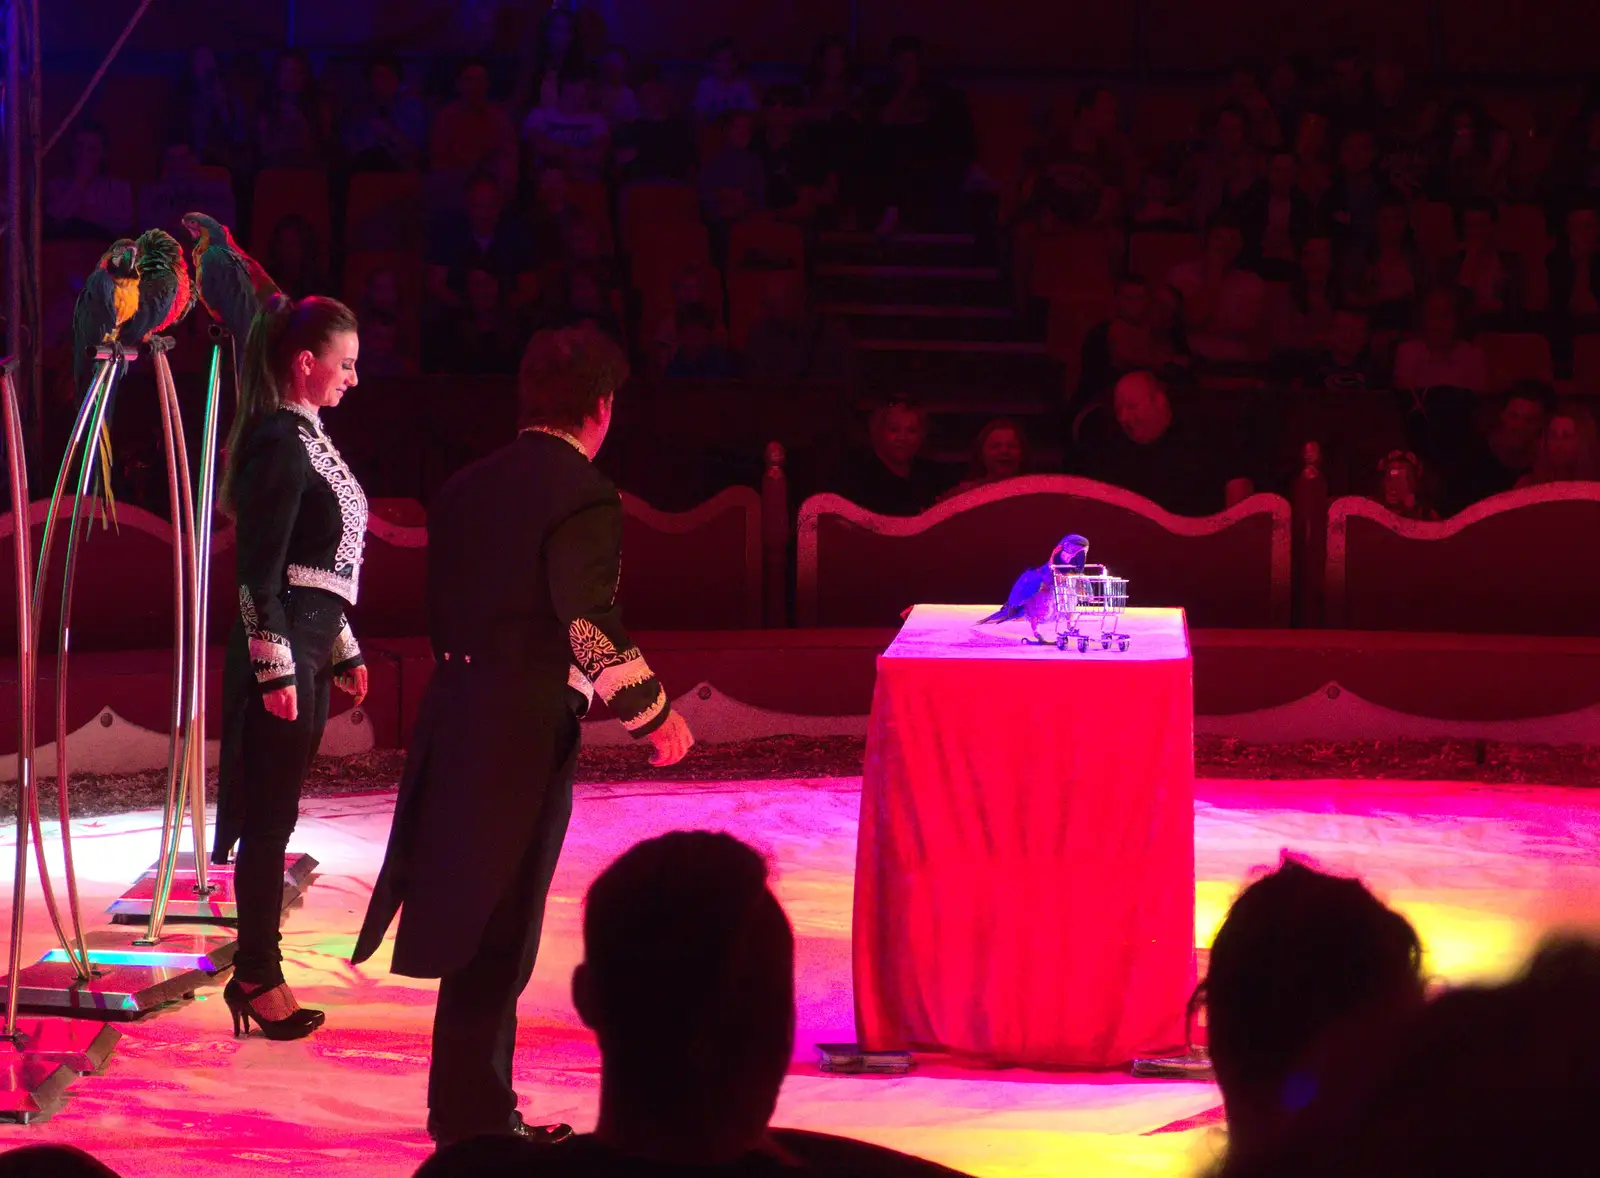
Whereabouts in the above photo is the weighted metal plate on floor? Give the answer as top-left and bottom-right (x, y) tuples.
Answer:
(1, 1019), (121, 1075)
(106, 852), (319, 922)
(0, 1052), (75, 1124)
(0, 959), (209, 1018)
(40, 927), (237, 975)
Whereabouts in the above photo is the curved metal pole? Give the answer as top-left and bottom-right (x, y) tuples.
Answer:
(3, 361), (35, 1037)
(20, 358), (116, 984)
(47, 360), (125, 974)
(187, 342), (226, 895)
(141, 346), (195, 944)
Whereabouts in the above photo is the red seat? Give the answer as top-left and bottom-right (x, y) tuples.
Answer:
(1479, 332), (1553, 392)
(345, 171), (423, 251)
(621, 182), (701, 255)
(728, 216), (804, 273)
(566, 179), (615, 257)
(1129, 230), (1200, 281)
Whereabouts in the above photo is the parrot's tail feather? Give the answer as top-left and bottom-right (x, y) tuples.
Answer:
(93, 423), (118, 532)
(977, 606), (1014, 625)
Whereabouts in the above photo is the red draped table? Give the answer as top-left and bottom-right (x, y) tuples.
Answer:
(853, 604), (1196, 1068)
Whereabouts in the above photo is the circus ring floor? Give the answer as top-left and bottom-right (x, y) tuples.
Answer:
(2, 774), (1598, 1178)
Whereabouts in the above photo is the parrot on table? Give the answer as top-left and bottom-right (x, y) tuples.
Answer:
(181, 212), (279, 380)
(977, 534), (1091, 643)
(71, 238), (140, 524)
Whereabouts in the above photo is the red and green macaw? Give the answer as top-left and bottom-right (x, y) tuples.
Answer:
(125, 227), (196, 344)
(181, 212), (279, 379)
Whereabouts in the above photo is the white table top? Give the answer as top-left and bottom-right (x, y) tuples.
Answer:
(882, 604), (1191, 663)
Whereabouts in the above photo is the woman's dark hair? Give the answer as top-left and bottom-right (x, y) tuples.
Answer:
(221, 294), (358, 513)
(517, 322), (629, 431)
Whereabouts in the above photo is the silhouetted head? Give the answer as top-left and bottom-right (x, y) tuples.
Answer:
(0, 1144), (122, 1178)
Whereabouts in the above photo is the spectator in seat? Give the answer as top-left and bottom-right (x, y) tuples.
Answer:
(358, 264), (404, 324)
(1371, 59), (1433, 196)
(1552, 103), (1600, 203)
(1267, 57), (1311, 155)
(1300, 304), (1376, 393)
(1374, 449), (1439, 519)
(614, 63), (696, 183)
(1167, 210), (1269, 363)
(1518, 400), (1600, 486)
(429, 267), (524, 376)
(806, 35), (861, 122)
(1320, 127), (1394, 285)
(692, 37), (759, 124)
(256, 50), (333, 169)
(1269, 233), (1341, 359)
(699, 110), (767, 251)
(170, 46), (249, 173)
(1393, 287), (1488, 393)
(1545, 202), (1600, 325)
(1325, 47), (1376, 141)
(521, 66), (611, 183)
(1130, 161), (1190, 228)
(595, 47), (639, 128)
(554, 264), (626, 344)
(1445, 379), (1555, 512)
(430, 57), (518, 201)
(1078, 274), (1186, 402)
(1443, 199), (1525, 322)
(426, 172), (539, 314)
(345, 55), (426, 173)
(1353, 195), (1426, 332)
(1238, 149), (1314, 278)
(264, 213), (332, 300)
(1223, 62), (1284, 151)
(44, 122), (133, 240)
(938, 417), (1029, 501)
(760, 86), (839, 224)
(1028, 86), (1128, 229)
(1198, 855), (1425, 1159)
(512, 6), (580, 119)
(1290, 109), (1335, 206)
(1192, 105), (1263, 230)
(742, 272), (852, 382)
(360, 309), (412, 378)
(833, 397), (950, 516)
(1426, 99), (1506, 205)
(138, 140), (235, 240)
(664, 303), (739, 380)
(1077, 371), (1242, 515)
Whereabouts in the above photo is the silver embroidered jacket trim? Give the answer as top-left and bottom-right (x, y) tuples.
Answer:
(568, 665), (595, 710)
(594, 655), (656, 702)
(293, 413), (368, 605)
(621, 687), (668, 732)
(332, 616), (361, 668)
(288, 563), (360, 602)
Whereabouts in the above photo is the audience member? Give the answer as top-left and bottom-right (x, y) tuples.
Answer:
(425, 173), (539, 312)
(664, 304), (739, 379)
(360, 309), (414, 378)
(0, 1145), (123, 1177)
(1545, 201), (1600, 327)
(170, 46), (250, 173)
(1371, 59), (1434, 195)
(1320, 127), (1393, 282)
(345, 55), (427, 173)
(527, 164), (588, 274)
(614, 64), (696, 182)
(1221, 62), (1283, 151)
(1237, 149), (1314, 278)
(742, 273), (852, 381)
(265, 213), (331, 299)
(1167, 211), (1269, 362)
(1192, 105), (1263, 229)
(512, 7), (581, 118)
(1198, 854), (1424, 1158)
(1374, 448), (1439, 519)
(1269, 233), (1340, 358)
(595, 48), (640, 128)
(1443, 199), (1525, 321)
(1517, 400), (1600, 486)
(938, 417), (1028, 500)
(561, 265), (627, 343)
(1076, 371), (1243, 515)
(1266, 57), (1311, 149)
(1444, 379), (1555, 512)
(1325, 47), (1376, 140)
(358, 264), (404, 323)
(1392, 288), (1488, 392)
(257, 50), (333, 169)
(693, 38), (760, 124)
(1029, 86), (1128, 228)
(699, 110), (767, 237)
(1552, 102), (1600, 202)
(44, 122), (134, 239)
(1302, 305), (1377, 392)
(833, 397), (950, 515)
(428, 267), (524, 375)
(1426, 99), (1506, 204)
(430, 57), (519, 200)
(1215, 937), (1600, 1178)
(1354, 196), (1426, 330)
(522, 67), (611, 182)
(806, 35), (861, 121)
(1130, 162), (1189, 227)
(1290, 109), (1335, 206)
(137, 140), (235, 240)
(760, 86), (839, 223)
(1078, 274), (1185, 401)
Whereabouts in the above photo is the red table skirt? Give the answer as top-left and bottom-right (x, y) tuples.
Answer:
(852, 612), (1196, 1068)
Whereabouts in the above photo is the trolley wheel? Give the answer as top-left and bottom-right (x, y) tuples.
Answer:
(1077, 636), (1089, 653)
(1117, 637), (1130, 653)
(1100, 634), (1112, 650)
(1056, 635), (1067, 651)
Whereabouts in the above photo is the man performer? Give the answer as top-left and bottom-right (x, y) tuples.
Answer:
(352, 324), (695, 1146)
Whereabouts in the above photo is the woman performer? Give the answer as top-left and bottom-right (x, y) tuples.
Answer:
(214, 294), (368, 1039)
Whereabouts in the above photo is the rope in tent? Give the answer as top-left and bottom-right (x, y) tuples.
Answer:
(41, 0), (158, 157)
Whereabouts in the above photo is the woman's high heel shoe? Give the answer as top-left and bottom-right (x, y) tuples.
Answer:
(224, 978), (326, 1041)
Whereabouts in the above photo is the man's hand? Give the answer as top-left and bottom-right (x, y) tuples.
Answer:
(646, 711), (694, 767)
(335, 664), (369, 705)
(262, 685), (298, 722)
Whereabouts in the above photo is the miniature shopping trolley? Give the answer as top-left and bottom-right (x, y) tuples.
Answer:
(1051, 563), (1131, 652)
